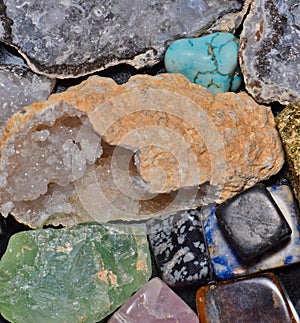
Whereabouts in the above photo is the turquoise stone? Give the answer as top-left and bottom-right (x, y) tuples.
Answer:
(0, 222), (151, 323)
(164, 32), (242, 94)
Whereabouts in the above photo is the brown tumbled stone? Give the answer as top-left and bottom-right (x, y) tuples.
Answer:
(0, 74), (284, 227)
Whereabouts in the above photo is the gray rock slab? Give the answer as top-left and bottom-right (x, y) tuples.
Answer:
(0, 65), (55, 126)
(0, 0), (242, 78)
(239, 0), (300, 104)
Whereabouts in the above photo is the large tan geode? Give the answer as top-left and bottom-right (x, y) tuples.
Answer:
(0, 74), (284, 227)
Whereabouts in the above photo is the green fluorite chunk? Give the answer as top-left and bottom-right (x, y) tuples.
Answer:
(0, 222), (151, 323)
(164, 32), (242, 94)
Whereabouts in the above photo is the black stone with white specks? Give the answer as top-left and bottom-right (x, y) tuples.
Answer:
(147, 209), (211, 287)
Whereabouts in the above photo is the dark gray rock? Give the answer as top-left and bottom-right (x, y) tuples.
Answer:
(0, 64), (55, 127)
(215, 184), (292, 262)
(239, 0), (300, 104)
(0, 0), (242, 78)
(0, 42), (26, 66)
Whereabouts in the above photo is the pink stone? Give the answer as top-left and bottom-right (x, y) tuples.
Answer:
(108, 277), (199, 323)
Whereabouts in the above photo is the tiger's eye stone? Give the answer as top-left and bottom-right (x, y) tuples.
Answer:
(196, 273), (298, 323)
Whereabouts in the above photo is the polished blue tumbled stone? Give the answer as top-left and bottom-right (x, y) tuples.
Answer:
(164, 32), (242, 94)
(202, 185), (300, 280)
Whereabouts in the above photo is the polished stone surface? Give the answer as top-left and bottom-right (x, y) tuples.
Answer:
(164, 32), (241, 94)
(0, 0), (242, 78)
(215, 184), (291, 262)
(276, 102), (300, 205)
(202, 185), (300, 279)
(196, 273), (298, 323)
(0, 222), (151, 323)
(147, 209), (211, 287)
(108, 277), (199, 323)
(239, 0), (300, 104)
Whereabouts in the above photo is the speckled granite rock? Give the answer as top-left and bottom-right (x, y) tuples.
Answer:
(0, 64), (55, 127)
(0, 222), (151, 323)
(0, 0), (242, 78)
(239, 0), (300, 104)
(0, 74), (284, 227)
(276, 102), (300, 203)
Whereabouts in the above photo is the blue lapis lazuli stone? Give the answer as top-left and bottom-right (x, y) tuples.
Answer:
(164, 32), (242, 94)
(202, 185), (300, 280)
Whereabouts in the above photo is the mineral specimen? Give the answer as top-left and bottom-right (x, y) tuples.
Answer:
(0, 64), (55, 128)
(207, 0), (251, 34)
(0, 74), (284, 227)
(0, 222), (151, 323)
(164, 32), (242, 94)
(239, 0), (300, 104)
(202, 185), (300, 280)
(276, 102), (300, 203)
(147, 209), (211, 287)
(0, 0), (243, 77)
(108, 278), (199, 323)
(196, 274), (298, 323)
(215, 184), (291, 262)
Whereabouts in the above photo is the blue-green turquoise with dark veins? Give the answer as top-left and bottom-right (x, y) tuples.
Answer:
(164, 32), (242, 94)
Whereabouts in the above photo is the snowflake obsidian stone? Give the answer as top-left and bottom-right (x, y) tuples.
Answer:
(147, 209), (211, 287)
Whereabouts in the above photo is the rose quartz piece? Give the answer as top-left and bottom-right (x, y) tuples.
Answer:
(108, 277), (199, 323)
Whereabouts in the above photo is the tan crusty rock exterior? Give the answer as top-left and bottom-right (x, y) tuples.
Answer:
(0, 74), (284, 227)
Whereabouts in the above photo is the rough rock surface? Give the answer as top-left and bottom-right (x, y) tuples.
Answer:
(276, 102), (300, 204)
(207, 0), (251, 34)
(239, 0), (300, 104)
(0, 222), (151, 323)
(0, 74), (284, 227)
(0, 0), (242, 78)
(0, 64), (55, 128)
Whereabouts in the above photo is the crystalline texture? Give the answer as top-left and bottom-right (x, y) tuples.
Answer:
(239, 0), (300, 104)
(0, 102), (102, 212)
(0, 0), (242, 77)
(0, 64), (55, 127)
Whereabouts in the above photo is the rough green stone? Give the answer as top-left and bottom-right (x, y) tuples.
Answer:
(0, 222), (151, 323)
(276, 102), (300, 204)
